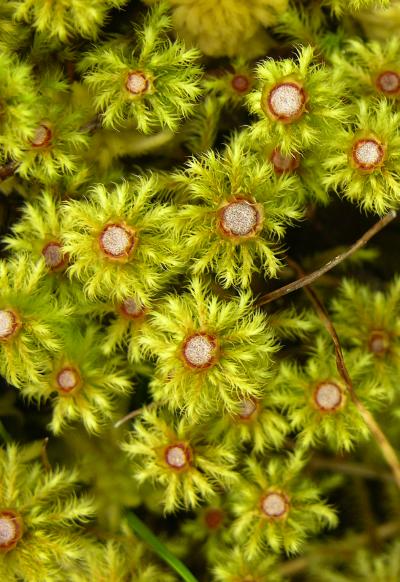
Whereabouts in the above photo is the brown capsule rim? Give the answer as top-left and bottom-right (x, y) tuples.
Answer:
(0, 509), (24, 553)
(98, 222), (137, 260)
(312, 380), (345, 413)
(270, 147), (300, 174)
(125, 70), (150, 96)
(0, 309), (21, 342)
(351, 137), (386, 172)
(263, 81), (308, 124)
(368, 329), (390, 357)
(181, 332), (219, 370)
(375, 70), (400, 95)
(217, 197), (264, 240)
(260, 490), (290, 520)
(231, 74), (251, 94)
(55, 365), (82, 395)
(164, 442), (192, 471)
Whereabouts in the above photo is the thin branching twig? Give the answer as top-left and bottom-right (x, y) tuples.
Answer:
(257, 211), (397, 306)
(287, 256), (400, 490)
(280, 520), (400, 576)
(114, 402), (157, 429)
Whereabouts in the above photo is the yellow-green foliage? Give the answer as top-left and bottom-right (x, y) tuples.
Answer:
(141, 278), (278, 418)
(62, 178), (181, 301)
(171, 137), (303, 287)
(1, 1), (400, 581)
(323, 99), (400, 214)
(163, 0), (288, 57)
(13, 0), (129, 41)
(80, 2), (202, 132)
(23, 324), (132, 434)
(0, 255), (72, 387)
(230, 453), (338, 556)
(123, 408), (238, 513)
(0, 443), (96, 582)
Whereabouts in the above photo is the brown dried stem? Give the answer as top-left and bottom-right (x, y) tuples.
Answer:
(40, 437), (51, 472)
(280, 520), (400, 576)
(287, 256), (400, 490)
(114, 402), (157, 429)
(0, 160), (19, 182)
(257, 210), (397, 306)
(310, 456), (395, 483)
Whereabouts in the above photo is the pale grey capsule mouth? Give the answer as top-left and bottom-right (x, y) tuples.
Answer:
(31, 123), (52, 148)
(352, 138), (385, 171)
(164, 444), (191, 469)
(42, 242), (65, 270)
(0, 516), (16, 546)
(264, 82), (307, 122)
(99, 223), (136, 259)
(56, 367), (81, 394)
(219, 199), (262, 238)
(120, 296), (145, 319)
(313, 381), (343, 411)
(126, 71), (149, 95)
(0, 510), (23, 551)
(0, 309), (19, 340)
(376, 70), (400, 94)
(238, 398), (258, 419)
(182, 333), (217, 369)
(261, 492), (288, 518)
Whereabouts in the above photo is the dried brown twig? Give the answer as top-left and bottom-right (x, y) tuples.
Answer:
(257, 210), (397, 306)
(287, 255), (400, 490)
(114, 402), (158, 429)
(280, 520), (400, 576)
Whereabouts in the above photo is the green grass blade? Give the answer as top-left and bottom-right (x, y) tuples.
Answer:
(126, 511), (199, 582)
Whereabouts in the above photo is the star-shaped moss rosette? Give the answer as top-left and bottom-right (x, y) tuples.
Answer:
(172, 138), (303, 288)
(21, 324), (131, 435)
(321, 0), (389, 18)
(15, 97), (91, 182)
(331, 278), (400, 399)
(271, 336), (381, 452)
(64, 428), (141, 531)
(331, 38), (400, 100)
(79, 1), (202, 133)
(0, 51), (37, 164)
(230, 454), (337, 557)
(180, 498), (231, 561)
(323, 99), (400, 214)
(62, 178), (181, 302)
(212, 545), (282, 582)
(122, 408), (238, 513)
(0, 443), (96, 582)
(0, 254), (72, 388)
(244, 127), (330, 206)
(68, 538), (178, 582)
(247, 45), (348, 156)
(84, 288), (161, 363)
(203, 58), (255, 108)
(141, 278), (278, 419)
(206, 393), (289, 455)
(13, 0), (128, 42)
(3, 191), (68, 275)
